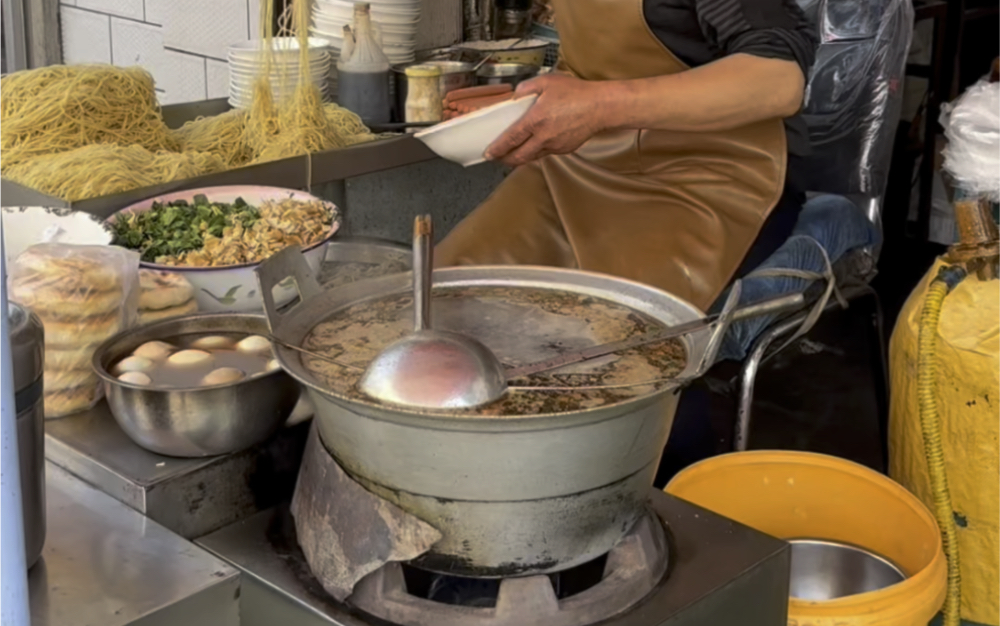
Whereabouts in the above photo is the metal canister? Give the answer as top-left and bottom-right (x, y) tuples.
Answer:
(8, 302), (45, 568)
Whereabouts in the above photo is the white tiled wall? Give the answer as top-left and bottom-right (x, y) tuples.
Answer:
(77, 0), (143, 21)
(61, 6), (112, 64)
(158, 50), (208, 105)
(206, 60), (231, 99)
(59, 0), (463, 106)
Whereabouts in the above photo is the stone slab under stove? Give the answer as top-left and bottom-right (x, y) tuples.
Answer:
(196, 491), (791, 626)
(44, 401), (312, 539)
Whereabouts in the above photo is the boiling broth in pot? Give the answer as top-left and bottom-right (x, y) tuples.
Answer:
(300, 285), (688, 416)
(112, 332), (277, 388)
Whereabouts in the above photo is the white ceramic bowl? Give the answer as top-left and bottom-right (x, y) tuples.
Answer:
(108, 186), (340, 313)
(2, 207), (113, 266)
(414, 95), (537, 167)
(228, 37), (331, 60)
(315, 1), (420, 24)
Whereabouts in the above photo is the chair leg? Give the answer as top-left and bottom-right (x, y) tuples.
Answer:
(735, 329), (782, 452)
(865, 288), (891, 471)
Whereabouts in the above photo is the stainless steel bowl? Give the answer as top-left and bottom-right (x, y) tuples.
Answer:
(789, 539), (907, 600)
(476, 62), (539, 86)
(93, 313), (300, 458)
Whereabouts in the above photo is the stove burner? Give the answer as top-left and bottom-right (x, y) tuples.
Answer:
(405, 551), (607, 608)
(349, 512), (669, 626)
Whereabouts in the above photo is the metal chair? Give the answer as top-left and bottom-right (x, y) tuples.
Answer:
(729, 0), (914, 463)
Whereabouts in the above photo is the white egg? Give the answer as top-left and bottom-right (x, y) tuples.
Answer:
(201, 367), (245, 386)
(266, 359), (280, 372)
(114, 356), (154, 375)
(236, 335), (272, 355)
(191, 335), (233, 350)
(167, 349), (214, 367)
(133, 340), (175, 360)
(118, 371), (151, 386)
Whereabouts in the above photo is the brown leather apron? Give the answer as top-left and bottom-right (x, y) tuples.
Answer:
(435, 0), (787, 310)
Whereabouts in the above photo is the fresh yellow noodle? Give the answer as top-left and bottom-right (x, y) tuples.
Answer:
(3, 144), (225, 202)
(0, 0), (381, 202)
(0, 65), (178, 170)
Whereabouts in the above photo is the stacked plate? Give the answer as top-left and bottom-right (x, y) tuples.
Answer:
(311, 0), (420, 74)
(227, 37), (332, 109)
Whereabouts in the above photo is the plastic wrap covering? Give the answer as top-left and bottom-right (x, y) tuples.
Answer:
(798, 0), (914, 198)
(940, 79), (1000, 202)
(712, 194), (879, 362)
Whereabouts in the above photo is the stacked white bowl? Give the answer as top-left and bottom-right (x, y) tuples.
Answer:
(227, 37), (333, 109)
(311, 0), (420, 88)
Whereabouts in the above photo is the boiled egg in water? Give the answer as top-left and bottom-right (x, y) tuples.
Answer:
(202, 367), (246, 386)
(118, 371), (152, 385)
(236, 335), (272, 355)
(114, 355), (154, 374)
(133, 340), (175, 360)
(191, 335), (234, 350)
(167, 349), (214, 367)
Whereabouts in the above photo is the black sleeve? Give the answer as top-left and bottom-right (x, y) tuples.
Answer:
(695, 0), (818, 78)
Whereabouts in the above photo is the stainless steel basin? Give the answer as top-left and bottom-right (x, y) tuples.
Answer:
(789, 539), (907, 600)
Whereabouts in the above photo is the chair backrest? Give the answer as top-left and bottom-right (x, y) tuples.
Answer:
(796, 0), (915, 223)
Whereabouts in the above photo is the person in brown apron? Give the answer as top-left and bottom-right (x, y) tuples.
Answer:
(438, 0), (818, 484)
(437, 0), (817, 314)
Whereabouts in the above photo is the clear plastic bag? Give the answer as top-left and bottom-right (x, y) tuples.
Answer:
(940, 79), (1000, 202)
(8, 243), (140, 418)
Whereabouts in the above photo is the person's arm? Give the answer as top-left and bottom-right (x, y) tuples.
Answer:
(485, 0), (818, 167)
(485, 56), (804, 166)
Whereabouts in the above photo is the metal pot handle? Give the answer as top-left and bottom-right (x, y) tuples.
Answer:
(254, 245), (324, 332)
(679, 280), (743, 383)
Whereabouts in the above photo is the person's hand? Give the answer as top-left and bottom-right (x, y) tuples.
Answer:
(484, 73), (609, 167)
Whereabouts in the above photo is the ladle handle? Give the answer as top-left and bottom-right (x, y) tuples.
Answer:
(413, 215), (433, 332)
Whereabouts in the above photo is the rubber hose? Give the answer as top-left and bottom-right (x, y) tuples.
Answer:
(918, 265), (966, 626)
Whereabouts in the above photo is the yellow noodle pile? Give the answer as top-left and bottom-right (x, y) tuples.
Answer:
(0, 65), (179, 171)
(0, 0), (382, 203)
(3, 144), (225, 202)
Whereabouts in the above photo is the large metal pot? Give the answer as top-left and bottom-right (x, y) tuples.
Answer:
(8, 302), (45, 569)
(256, 248), (728, 577)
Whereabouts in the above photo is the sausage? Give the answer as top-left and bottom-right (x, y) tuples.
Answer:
(444, 84), (513, 104)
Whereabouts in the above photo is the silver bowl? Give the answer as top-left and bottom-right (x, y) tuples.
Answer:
(475, 63), (539, 86)
(93, 313), (300, 458)
(789, 539), (907, 600)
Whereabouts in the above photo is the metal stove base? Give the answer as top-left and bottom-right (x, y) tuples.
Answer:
(196, 491), (790, 626)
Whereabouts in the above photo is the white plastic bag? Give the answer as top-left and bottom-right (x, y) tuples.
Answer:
(940, 79), (1000, 202)
(8, 244), (140, 418)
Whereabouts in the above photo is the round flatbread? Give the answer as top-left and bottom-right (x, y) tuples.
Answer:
(46, 343), (102, 371)
(10, 280), (122, 318)
(40, 311), (123, 348)
(139, 270), (194, 311)
(14, 246), (123, 292)
(44, 385), (100, 419)
(44, 367), (100, 392)
(139, 299), (198, 325)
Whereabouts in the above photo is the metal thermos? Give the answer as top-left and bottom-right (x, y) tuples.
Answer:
(8, 302), (46, 569)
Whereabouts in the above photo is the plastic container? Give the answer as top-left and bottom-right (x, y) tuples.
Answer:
(336, 3), (391, 126)
(666, 451), (947, 626)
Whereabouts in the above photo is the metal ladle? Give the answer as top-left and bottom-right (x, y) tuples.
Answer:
(358, 215), (508, 409)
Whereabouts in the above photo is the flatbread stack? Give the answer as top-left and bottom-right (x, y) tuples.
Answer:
(138, 269), (196, 324)
(8, 244), (139, 418)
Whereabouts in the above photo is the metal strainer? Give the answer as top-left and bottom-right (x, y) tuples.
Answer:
(357, 215), (508, 409)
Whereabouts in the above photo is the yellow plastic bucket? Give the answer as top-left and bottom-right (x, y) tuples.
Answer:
(666, 451), (947, 626)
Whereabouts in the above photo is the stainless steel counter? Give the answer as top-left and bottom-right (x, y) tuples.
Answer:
(29, 463), (241, 626)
